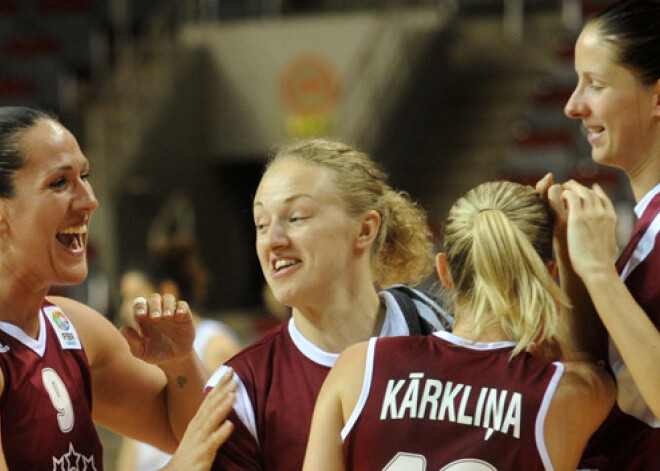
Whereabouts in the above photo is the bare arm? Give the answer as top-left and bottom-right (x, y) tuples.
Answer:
(562, 181), (660, 417)
(0, 372), (8, 471)
(537, 174), (608, 361)
(303, 342), (368, 471)
(122, 294), (210, 441)
(162, 370), (236, 471)
(545, 361), (615, 471)
(52, 295), (206, 452)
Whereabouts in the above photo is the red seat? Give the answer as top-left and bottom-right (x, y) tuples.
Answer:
(4, 35), (61, 56)
(0, 0), (18, 14)
(0, 79), (35, 98)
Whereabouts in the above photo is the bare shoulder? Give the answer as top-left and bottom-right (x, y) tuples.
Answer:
(45, 295), (128, 363)
(333, 341), (369, 376)
(559, 361), (615, 406)
(326, 341), (370, 412)
(553, 361), (615, 427)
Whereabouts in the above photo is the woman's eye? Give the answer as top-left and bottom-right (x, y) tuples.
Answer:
(50, 178), (67, 189)
(81, 172), (90, 181)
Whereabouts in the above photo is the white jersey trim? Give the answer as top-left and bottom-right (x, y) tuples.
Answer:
(215, 295), (419, 445)
(288, 293), (413, 368)
(634, 182), (660, 219)
(288, 318), (340, 368)
(619, 210), (660, 281)
(435, 331), (517, 350)
(341, 337), (377, 441)
(611, 190), (660, 428)
(536, 362), (564, 471)
(0, 312), (47, 356)
(206, 365), (259, 444)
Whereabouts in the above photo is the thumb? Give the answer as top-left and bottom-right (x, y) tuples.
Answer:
(120, 325), (144, 357)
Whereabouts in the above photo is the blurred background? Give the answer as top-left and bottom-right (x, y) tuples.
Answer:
(0, 0), (634, 466)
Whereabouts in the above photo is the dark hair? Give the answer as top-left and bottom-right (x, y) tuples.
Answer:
(0, 106), (57, 198)
(589, 0), (660, 85)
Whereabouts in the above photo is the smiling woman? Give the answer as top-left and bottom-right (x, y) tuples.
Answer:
(543, 1), (660, 469)
(205, 138), (451, 471)
(0, 106), (234, 471)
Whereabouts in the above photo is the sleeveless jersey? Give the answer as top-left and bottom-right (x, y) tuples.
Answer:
(0, 302), (103, 470)
(343, 332), (563, 471)
(205, 289), (450, 471)
(580, 185), (660, 471)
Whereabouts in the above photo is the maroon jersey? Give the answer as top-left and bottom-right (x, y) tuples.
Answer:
(580, 186), (660, 471)
(205, 290), (449, 471)
(343, 332), (563, 471)
(0, 302), (103, 470)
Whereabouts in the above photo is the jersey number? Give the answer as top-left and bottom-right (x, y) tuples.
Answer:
(384, 453), (498, 471)
(42, 368), (75, 433)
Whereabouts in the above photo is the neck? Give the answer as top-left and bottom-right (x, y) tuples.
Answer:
(292, 287), (383, 354)
(626, 139), (660, 202)
(451, 307), (509, 344)
(0, 263), (50, 338)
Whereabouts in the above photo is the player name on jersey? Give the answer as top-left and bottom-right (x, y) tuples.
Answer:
(379, 372), (522, 440)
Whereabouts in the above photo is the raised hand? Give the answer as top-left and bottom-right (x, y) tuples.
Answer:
(121, 293), (196, 366)
(561, 180), (619, 279)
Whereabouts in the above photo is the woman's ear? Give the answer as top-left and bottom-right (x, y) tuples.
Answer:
(436, 253), (453, 288)
(355, 210), (380, 250)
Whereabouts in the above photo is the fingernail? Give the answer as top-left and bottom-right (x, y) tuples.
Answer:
(163, 309), (173, 317)
(152, 311), (161, 319)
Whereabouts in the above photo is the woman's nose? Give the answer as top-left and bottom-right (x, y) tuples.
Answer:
(564, 88), (588, 119)
(73, 182), (99, 212)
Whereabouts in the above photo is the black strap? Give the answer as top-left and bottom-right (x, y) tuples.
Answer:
(386, 285), (444, 335)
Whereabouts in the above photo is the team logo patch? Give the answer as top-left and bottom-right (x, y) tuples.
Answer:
(52, 442), (97, 471)
(44, 307), (82, 350)
(51, 310), (71, 331)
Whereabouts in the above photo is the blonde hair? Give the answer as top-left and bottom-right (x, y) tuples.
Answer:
(266, 138), (434, 288)
(443, 181), (568, 355)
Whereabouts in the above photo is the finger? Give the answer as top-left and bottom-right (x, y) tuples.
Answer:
(174, 300), (192, 320)
(593, 183), (615, 213)
(535, 173), (553, 195)
(209, 420), (234, 449)
(561, 188), (583, 212)
(162, 293), (176, 318)
(120, 325), (143, 357)
(210, 367), (235, 389)
(147, 293), (163, 320)
(132, 296), (147, 318)
(547, 184), (566, 216)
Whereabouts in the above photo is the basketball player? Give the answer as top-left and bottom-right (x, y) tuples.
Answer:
(542, 1), (660, 468)
(205, 138), (452, 470)
(0, 106), (231, 470)
(303, 181), (614, 471)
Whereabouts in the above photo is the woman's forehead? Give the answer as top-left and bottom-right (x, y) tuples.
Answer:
(256, 160), (339, 202)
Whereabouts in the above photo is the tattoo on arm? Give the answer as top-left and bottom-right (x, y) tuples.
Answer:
(176, 376), (188, 388)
